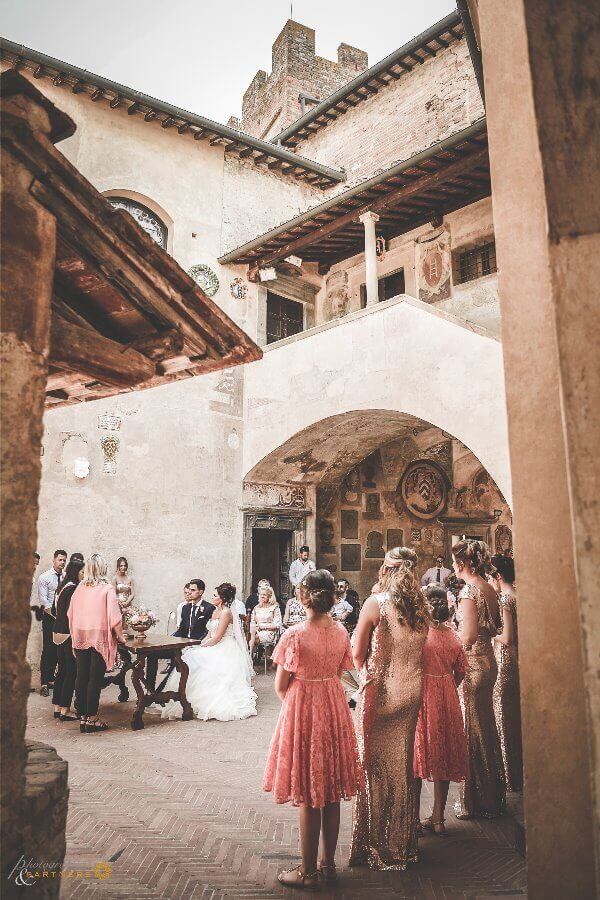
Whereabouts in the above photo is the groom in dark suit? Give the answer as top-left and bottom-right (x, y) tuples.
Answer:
(174, 579), (215, 641)
(153, 579), (215, 689)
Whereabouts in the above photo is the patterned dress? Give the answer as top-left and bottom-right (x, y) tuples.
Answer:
(494, 592), (523, 791)
(350, 593), (427, 870)
(263, 620), (363, 808)
(455, 584), (506, 818)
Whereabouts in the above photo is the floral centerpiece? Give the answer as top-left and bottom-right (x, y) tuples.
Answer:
(124, 605), (159, 640)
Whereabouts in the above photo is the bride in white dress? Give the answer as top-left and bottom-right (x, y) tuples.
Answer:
(158, 583), (257, 722)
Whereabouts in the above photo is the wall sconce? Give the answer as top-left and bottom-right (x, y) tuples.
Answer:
(493, 508), (502, 520)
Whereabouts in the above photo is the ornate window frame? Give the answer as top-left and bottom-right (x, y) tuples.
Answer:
(103, 190), (173, 253)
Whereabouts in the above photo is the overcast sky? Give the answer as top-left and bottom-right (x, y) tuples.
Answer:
(1, 0), (455, 126)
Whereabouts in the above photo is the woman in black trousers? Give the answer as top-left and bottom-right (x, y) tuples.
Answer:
(52, 558), (84, 720)
(68, 553), (123, 733)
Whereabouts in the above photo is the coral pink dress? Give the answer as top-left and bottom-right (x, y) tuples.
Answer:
(263, 620), (363, 808)
(413, 624), (468, 782)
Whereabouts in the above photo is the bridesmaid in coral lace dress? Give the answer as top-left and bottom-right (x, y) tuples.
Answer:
(453, 540), (506, 818)
(489, 555), (523, 792)
(264, 570), (362, 889)
(414, 584), (468, 834)
(350, 547), (428, 871)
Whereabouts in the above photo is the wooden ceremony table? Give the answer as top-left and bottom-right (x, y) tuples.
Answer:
(108, 635), (202, 730)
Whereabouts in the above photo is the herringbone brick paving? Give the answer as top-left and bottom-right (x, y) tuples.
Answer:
(26, 673), (527, 899)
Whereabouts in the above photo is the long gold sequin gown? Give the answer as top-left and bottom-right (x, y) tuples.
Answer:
(494, 592), (523, 792)
(350, 593), (427, 870)
(456, 584), (506, 818)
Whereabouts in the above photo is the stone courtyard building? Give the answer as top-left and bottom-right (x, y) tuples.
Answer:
(2, 11), (508, 611)
(2, 4), (599, 895)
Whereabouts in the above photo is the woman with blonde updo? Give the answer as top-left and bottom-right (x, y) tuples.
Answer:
(350, 547), (429, 871)
(453, 539), (506, 818)
(249, 581), (282, 668)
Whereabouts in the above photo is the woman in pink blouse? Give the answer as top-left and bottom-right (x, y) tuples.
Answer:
(68, 553), (123, 733)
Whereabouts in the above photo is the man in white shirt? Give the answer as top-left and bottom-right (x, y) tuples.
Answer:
(421, 556), (452, 587)
(331, 596), (353, 623)
(288, 545), (315, 589)
(38, 549), (67, 695)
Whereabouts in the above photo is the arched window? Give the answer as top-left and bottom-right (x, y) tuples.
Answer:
(108, 197), (168, 249)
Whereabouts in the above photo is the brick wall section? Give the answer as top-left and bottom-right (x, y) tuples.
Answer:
(241, 20), (367, 139)
(293, 39), (484, 188)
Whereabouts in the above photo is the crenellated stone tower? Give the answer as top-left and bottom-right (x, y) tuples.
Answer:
(238, 20), (367, 140)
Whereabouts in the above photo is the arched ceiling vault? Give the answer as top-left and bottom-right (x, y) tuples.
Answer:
(247, 410), (441, 485)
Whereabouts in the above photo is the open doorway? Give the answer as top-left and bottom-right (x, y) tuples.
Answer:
(251, 528), (293, 602)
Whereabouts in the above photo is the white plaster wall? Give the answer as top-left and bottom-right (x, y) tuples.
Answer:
(36, 373), (246, 636)
(221, 154), (323, 253)
(243, 297), (511, 504)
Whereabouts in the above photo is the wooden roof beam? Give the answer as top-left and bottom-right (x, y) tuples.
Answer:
(90, 88), (104, 102)
(161, 116), (176, 128)
(50, 315), (156, 387)
(257, 148), (487, 267)
(109, 95), (122, 109)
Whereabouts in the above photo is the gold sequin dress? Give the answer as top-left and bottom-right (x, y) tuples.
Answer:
(455, 584), (506, 818)
(494, 592), (523, 792)
(350, 593), (427, 870)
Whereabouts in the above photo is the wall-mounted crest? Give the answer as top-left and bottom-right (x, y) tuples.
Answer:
(188, 264), (219, 297)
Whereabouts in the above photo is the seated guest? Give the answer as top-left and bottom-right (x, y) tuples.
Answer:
(331, 582), (353, 624)
(231, 587), (248, 637)
(445, 575), (466, 629)
(249, 582), (282, 667)
(52, 557), (85, 721)
(174, 579), (215, 641)
(282, 585), (307, 628)
(158, 581), (214, 682)
(244, 582), (260, 640)
(421, 555), (452, 587)
(68, 553), (123, 733)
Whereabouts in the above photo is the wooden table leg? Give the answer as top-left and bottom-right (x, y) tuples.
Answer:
(130, 655), (147, 730)
(173, 650), (194, 721)
(116, 647), (132, 702)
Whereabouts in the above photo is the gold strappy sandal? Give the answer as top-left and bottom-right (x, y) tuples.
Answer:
(278, 865), (319, 889)
(318, 862), (337, 883)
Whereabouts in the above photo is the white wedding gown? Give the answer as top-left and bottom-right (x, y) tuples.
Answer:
(156, 618), (257, 722)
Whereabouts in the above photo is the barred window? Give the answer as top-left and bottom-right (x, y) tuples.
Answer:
(457, 242), (497, 284)
(266, 292), (304, 344)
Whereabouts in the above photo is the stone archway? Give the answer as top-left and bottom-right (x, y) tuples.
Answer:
(244, 409), (512, 599)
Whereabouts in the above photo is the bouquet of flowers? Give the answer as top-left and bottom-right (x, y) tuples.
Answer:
(124, 605), (159, 639)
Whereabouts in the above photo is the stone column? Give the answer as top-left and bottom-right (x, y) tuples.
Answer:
(0, 77), (67, 890)
(359, 211), (380, 305)
(474, 0), (600, 896)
